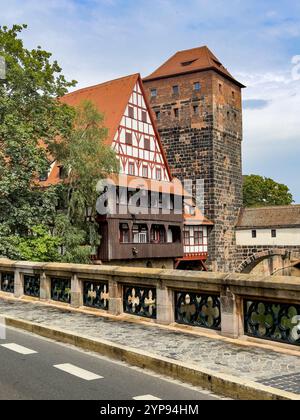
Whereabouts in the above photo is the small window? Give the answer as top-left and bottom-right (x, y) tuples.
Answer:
(219, 83), (223, 93)
(156, 168), (162, 181)
(174, 108), (179, 118)
(155, 111), (161, 120)
(173, 85), (179, 95)
(142, 110), (147, 123)
(271, 229), (277, 238)
(120, 223), (129, 243)
(128, 106), (134, 119)
(39, 171), (48, 182)
(252, 230), (257, 238)
(144, 137), (151, 151)
(150, 89), (157, 98)
(125, 132), (133, 145)
(232, 91), (235, 99)
(59, 166), (67, 179)
(128, 162), (135, 176)
(194, 82), (201, 91)
(193, 105), (199, 115)
(142, 165), (148, 178)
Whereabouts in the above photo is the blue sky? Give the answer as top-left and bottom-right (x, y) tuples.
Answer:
(2, 0), (300, 201)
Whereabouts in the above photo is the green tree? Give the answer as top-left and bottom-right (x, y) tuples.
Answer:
(0, 24), (76, 256)
(0, 25), (118, 263)
(243, 174), (294, 207)
(52, 101), (119, 263)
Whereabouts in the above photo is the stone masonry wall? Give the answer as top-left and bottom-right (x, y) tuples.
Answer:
(144, 70), (243, 272)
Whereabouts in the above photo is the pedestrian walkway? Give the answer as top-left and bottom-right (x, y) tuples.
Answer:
(0, 298), (300, 396)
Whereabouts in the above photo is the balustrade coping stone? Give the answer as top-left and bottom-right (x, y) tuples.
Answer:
(1, 259), (300, 291)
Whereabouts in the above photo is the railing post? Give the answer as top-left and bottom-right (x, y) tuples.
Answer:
(40, 272), (51, 300)
(156, 282), (174, 325)
(108, 278), (123, 315)
(71, 274), (83, 308)
(14, 270), (24, 298)
(220, 286), (241, 339)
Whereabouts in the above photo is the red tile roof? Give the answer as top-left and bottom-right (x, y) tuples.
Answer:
(61, 73), (139, 145)
(237, 205), (300, 229)
(144, 46), (245, 87)
(40, 73), (172, 185)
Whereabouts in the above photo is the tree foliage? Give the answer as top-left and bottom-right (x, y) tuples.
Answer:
(52, 100), (119, 262)
(0, 24), (76, 245)
(243, 174), (294, 208)
(0, 25), (119, 263)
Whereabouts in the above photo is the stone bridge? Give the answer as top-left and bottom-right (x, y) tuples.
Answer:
(235, 245), (300, 276)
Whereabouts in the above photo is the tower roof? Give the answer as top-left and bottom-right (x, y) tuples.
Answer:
(143, 46), (245, 88)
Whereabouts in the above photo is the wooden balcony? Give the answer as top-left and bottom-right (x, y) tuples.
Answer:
(100, 241), (183, 261)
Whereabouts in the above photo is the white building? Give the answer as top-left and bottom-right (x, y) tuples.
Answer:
(236, 205), (300, 246)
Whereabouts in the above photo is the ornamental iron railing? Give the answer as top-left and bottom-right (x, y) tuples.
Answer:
(24, 275), (40, 298)
(123, 285), (156, 319)
(175, 291), (221, 330)
(244, 299), (300, 346)
(83, 281), (109, 310)
(0, 272), (14, 293)
(51, 278), (71, 304)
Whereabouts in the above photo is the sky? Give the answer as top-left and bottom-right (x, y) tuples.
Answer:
(1, 0), (300, 201)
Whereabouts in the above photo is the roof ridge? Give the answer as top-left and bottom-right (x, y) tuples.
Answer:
(64, 73), (140, 98)
(244, 205), (300, 211)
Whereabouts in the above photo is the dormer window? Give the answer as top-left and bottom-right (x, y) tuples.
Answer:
(181, 59), (197, 67)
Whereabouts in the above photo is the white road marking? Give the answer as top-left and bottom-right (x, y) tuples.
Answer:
(1, 343), (37, 355)
(133, 395), (162, 400)
(54, 363), (103, 381)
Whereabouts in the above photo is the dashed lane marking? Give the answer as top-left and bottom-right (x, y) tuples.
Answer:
(1, 343), (38, 355)
(54, 363), (103, 381)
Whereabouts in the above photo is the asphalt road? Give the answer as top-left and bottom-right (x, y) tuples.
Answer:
(0, 326), (222, 400)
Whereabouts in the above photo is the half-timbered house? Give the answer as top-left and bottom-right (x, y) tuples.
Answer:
(41, 73), (211, 269)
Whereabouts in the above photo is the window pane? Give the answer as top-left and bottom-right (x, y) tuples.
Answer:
(151, 89), (157, 97)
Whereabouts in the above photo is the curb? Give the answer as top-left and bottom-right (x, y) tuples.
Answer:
(4, 316), (300, 401)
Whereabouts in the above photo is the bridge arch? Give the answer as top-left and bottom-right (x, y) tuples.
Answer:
(236, 249), (291, 275)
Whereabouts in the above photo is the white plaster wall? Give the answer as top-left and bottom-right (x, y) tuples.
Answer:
(236, 228), (300, 246)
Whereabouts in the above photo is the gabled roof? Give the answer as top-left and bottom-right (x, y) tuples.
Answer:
(40, 72), (173, 185)
(61, 73), (139, 145)
(236, 205), (300, 229)
(143, 46), (245, 88)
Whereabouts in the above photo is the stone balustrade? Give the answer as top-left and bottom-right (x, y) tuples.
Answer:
(0, 258), (300, 346)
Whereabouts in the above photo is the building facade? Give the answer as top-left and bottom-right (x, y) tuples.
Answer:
(235, 206), (300, 275)
(143, 46), (245, 272)
(43, 73), (211, 269)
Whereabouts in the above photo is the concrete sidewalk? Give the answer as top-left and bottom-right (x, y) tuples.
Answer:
(0, 297), (299, 399)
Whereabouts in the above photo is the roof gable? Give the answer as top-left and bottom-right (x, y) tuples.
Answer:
(61, 74), (139, 145)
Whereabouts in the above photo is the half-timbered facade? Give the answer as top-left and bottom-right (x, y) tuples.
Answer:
(40, 72), (212, 269)
(43, 73), (185, 268)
